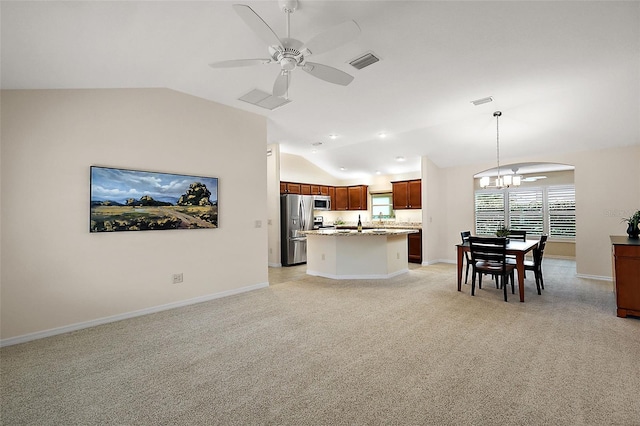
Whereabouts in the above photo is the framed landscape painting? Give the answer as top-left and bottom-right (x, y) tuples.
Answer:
(90, 166), (218, 232)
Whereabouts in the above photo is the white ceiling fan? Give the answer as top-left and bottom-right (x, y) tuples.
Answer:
(209, 0), (360, 98)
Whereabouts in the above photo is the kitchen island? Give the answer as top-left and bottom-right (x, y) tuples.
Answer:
(301, 229), (419, 279)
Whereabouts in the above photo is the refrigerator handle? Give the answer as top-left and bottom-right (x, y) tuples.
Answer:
(300, 198), (305, 230)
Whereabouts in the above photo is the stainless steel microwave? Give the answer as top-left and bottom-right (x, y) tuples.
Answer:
(313, 195), (331, 210)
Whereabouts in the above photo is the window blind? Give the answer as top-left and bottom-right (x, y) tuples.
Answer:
(475, 191), (505, 235)
(548, 185), (576, 239)
(509, 188), (544, 235)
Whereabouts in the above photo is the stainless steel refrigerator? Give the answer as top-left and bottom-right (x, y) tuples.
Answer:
(281, 194), (314, 266)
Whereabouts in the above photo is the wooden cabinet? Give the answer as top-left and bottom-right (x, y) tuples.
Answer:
(281, 182), (301, 194)
(392, 179), (421, 209)
(300, 184), (311, 195)
(611, 236), (640, 318)
(408, 230), (422, 264)
(280, 181), (367, 211)
(348, 185), (368, 210)
(335, 187), (349, 210)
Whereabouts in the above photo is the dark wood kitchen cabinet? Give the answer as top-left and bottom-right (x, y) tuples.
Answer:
(348, 185), (368, 210)
(392, 179), (421, 209)
(280, 182), (301, 194)
(611, 236), (640, 318)
(300, 184), (312, 195)
(335, 187), (349, 210)
(408, 230), (422, 264)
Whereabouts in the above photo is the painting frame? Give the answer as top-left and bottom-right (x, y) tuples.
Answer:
(90, 166), (219, 233)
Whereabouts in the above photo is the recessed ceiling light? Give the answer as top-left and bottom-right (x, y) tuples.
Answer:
(328, 134), (338, 139)
(375, 170), (381, 175)
(378, 132), (387, 138)
(395, 156), (405, 162)
(311, 149), (317, 154)
(340, 167), (346, 171)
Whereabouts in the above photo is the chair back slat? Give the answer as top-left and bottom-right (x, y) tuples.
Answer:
(509, 230), (527, 241)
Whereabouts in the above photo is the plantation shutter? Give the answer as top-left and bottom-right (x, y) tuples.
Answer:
(548, 185), (576, 239)
(475, 191), (505, 235)
(508, 188), (544, 236)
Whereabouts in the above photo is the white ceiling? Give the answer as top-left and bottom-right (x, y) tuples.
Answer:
(2, 1), (639, 179)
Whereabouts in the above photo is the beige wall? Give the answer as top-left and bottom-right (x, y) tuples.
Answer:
(425, 144), (640, 279)
(280, 152), (340, 186)
(267, 144), (281, 267)
(1, 89), (269, 342)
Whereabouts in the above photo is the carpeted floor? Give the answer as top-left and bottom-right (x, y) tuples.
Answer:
(2, 260), (639, 425)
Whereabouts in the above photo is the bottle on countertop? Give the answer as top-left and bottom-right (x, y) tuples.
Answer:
(357, 214), (362, 232)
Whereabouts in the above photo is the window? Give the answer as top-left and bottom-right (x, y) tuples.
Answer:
(548, 185), (576, 239)
(475, 185), (576, 240)
(475, 191), (505, 235)
(371, 193), (394, 219)
(509, 189), (544, 235)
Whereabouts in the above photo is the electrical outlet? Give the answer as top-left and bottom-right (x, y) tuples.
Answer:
(172, 273), (183, 284)
(396, 252), (400, 259)
(255, 220), (262, 228)
(321, 253), (325, 260)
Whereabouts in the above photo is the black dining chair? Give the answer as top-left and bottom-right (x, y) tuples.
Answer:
(460, 231), (472, 284)
(509, 230), (527, 241)
(468, 236), (516, 302)
(524, 235), (548, 293)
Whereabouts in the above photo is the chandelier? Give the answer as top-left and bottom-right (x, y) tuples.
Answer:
(480, 111), (521, 189)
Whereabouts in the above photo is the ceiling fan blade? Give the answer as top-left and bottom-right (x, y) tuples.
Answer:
(273, 72), (290, 98)
(232, 4), (282, 47)
(302, 62), (354, 86)
(303, 20), (361, 56)
(209, 59), (272, 68)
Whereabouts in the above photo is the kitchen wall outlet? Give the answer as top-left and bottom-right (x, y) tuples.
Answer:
(269, 248), (273, 254)
(255, 220), (262, 228)
(396, 252), (400, 259)
(172, 273), (183, 284)
(321, 253), (325, 260)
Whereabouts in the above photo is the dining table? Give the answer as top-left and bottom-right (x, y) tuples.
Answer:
(456, 239), (539, 302)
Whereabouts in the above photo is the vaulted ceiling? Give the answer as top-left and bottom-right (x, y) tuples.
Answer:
(2, 1), (638, 179)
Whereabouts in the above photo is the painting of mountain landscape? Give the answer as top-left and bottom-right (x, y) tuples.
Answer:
(90, 166), (218, 232)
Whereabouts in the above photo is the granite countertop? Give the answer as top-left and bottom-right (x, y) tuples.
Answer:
(302, 228), (419, 236)
(334, 222), (422, 230)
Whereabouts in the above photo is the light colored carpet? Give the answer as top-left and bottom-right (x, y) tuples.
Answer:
(2, 260), (640, 425)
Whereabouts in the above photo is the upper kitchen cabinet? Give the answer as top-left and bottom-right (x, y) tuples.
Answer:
(335, 185), (368, 210)
(309, 185), (330, 195)
(334, 187), (349, 210)
(392, 179), (421, 209)
(348, 185), (368, 210)
(300, 184), (312, 195)
(281, 182), (301, 194)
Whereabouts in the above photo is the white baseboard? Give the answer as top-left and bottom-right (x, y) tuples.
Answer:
(268, 262), (282, 267)
(306, 269), (409, 280)
(0, 281), (269, 348)
(576, 274), (613, 282)
(422, 259), (455, 266)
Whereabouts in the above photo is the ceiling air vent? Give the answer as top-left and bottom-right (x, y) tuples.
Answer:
(348, 52), (380, 70)
(238, 89), (291, 110)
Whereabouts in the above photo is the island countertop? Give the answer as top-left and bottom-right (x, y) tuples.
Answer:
(301, 228), (419, 237)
